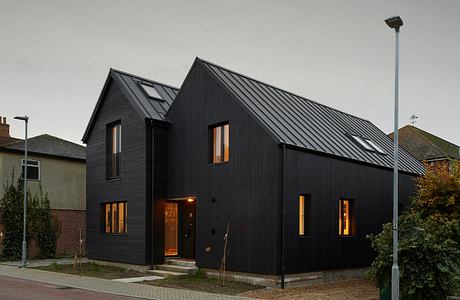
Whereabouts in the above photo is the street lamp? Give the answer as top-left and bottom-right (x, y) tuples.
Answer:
(14, 115), (29, 268)
(385, 15), (403, 300)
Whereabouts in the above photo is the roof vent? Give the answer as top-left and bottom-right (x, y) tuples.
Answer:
(139, 83), (164, 101)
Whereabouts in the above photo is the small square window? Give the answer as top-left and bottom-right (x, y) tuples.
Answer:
(21, 159), (40, 180)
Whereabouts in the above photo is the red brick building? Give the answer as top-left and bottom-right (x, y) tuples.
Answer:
(389, 125), (459, 170)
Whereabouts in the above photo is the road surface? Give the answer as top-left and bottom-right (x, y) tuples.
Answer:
(0, 275), (146, 300)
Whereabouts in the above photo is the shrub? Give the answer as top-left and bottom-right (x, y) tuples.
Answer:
(367, 161), (460, 299)
(0, 172), (58, 260)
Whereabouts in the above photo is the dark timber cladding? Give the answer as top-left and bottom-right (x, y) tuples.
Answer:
(83, 57), (424, 276)
(166, 61), (282, 275)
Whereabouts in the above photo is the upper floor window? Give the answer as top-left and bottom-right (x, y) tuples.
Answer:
(21, 159), (40, 180)
(339, 199), (354, 236)
(211, 123), (229, 164)
(103, 201), (127, 234)
(107, 123), (121, 179)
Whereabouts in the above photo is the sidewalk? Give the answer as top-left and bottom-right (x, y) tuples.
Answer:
(0, 264), (251, 300)
(0, 257), (88, 268)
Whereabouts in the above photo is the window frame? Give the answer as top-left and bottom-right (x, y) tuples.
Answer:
(21, 159), (40, 181)
(106, 121), (122, 180)
(138, 82), (165, 101)
(338, 198), (355, 237)
(102, 201), (128, 235)
(299, 194), (312, 237)
(209, 122), (230, 164)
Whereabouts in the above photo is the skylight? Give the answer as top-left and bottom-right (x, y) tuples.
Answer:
(351, 135), (374, 151)
(140, 83), (163, 100)
(365, 139), (386, 154)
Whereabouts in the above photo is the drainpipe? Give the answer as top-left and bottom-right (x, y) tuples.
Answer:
(280, 144), (286, 289)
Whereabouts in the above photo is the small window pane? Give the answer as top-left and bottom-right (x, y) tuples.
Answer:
(118, 203), (125, 233)
(223, 124), (229, 162)
(112, 203), (118, 233)
(103, 202), (127, 234)
(351, 135), (374, 151)
(140, 83), (163, 100)
(213, 126), (222, 163)
(105, 204), (111, 233)
(21, 159), (40, 180)
(365, 139), (386, 154)
(107, 123), (121, 178)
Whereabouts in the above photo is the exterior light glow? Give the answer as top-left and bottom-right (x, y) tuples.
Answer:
(187, 198), (194, 203)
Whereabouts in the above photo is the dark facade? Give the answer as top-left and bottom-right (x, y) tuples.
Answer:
(83, 59), (424, 275)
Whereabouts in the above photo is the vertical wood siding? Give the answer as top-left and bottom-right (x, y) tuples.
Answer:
(86, 79), (148, 264)
(167, 63), (282, 275)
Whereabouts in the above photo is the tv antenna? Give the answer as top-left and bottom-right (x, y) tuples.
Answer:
(410, 115), (418, 125)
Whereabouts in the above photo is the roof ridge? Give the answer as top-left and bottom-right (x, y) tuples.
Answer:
(110, 68), (180, 91)
(197, 57), (371, 123)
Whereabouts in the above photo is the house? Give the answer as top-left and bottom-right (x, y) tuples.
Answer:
(0, 117), (86, 256)
(82, 58), (424, 284)
(389, 125), (459, 171)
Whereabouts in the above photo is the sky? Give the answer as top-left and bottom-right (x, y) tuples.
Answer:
(1, 0), (459, 146)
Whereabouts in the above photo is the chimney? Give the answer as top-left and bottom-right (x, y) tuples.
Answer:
(0, 117), (10, 138)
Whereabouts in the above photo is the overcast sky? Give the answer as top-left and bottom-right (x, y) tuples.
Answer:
(1, 0), (459, 146)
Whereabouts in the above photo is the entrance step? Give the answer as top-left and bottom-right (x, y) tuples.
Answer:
(147, 269), (189, 278)
(164, 259), (196, 268)
(156, 264), (197, 275)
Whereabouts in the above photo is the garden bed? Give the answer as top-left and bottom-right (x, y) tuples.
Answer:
(34, 262), (147, 279)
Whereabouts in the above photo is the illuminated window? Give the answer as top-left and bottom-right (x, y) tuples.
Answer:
(103, 202), (127, 234)
(339, 199), (353, 236)
(107, 123), (121, 179)
(299, 194), (311, 236)
(211, 123), (229, 163)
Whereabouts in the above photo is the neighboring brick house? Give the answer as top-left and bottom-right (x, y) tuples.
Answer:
(389, 125), (459, 169)
(0, 116), (86, 257)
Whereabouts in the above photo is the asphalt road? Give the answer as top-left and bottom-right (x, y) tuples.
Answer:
(0, 275), (146, 300)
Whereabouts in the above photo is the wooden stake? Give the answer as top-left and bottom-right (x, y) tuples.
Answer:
(218, 222), (230, 286)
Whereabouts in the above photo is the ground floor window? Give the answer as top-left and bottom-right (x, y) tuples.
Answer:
(299, 194), (311, 236)
(339, 199), (354, 236)
(103, 202), (127, 234)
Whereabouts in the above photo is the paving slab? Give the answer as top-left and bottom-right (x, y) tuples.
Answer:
(0, 264), (250, 300)
(113, 275), (164, 283)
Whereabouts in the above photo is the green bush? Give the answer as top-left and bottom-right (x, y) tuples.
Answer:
(0, 172), (58, 260)
(367, 162), (460, 299)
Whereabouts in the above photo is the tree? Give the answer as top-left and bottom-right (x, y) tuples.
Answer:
(368, 161), (460, 299)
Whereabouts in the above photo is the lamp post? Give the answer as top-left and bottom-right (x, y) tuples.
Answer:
(14, 115), (29, 268)
(385, 16), (403, 300)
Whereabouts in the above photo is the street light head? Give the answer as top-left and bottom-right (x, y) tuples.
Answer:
(385, 16), (403, 31)
(14, 116), (29, 122)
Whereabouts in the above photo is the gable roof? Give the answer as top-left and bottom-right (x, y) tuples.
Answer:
(0, 134), (86, 161)
(390, 125), (460, 161)
(82, 69), (179, 142)
(198, 58), (425, 174)
(0, 136), (19, 146)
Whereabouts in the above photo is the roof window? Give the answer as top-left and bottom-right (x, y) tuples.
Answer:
(365, 139), (386, 154)
(140, 83), (163, 100)
(350, 134), (387, 155)
(351, 135), (374, 151)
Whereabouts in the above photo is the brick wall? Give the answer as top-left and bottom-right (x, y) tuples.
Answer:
(0, 209), (85, 258)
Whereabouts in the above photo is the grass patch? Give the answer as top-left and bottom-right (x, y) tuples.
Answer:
(142, 271), (264, 296)
(34, 262), (147, 279)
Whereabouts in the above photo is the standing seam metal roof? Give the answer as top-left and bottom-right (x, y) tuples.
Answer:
(199, 58), (424, 174)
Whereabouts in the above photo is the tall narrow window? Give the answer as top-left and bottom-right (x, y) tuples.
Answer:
(339, 199), (354, 236)
(107, 123), (121, 179)
(211, 123), (229, 163)
(299, 194), (311, 236)
(103, 202), (127, 234)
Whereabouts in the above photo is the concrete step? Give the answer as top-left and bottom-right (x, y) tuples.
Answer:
(155, 264), (197, 275)
(164, 259), (196, 268)
(147, 269), (189, 278)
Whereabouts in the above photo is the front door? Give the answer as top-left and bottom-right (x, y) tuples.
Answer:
(164, 200), (195, 258)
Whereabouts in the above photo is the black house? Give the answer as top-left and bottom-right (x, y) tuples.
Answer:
(82, 58), (424, 279)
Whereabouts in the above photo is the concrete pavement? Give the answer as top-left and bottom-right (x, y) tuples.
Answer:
(0, 264), (251, 300)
